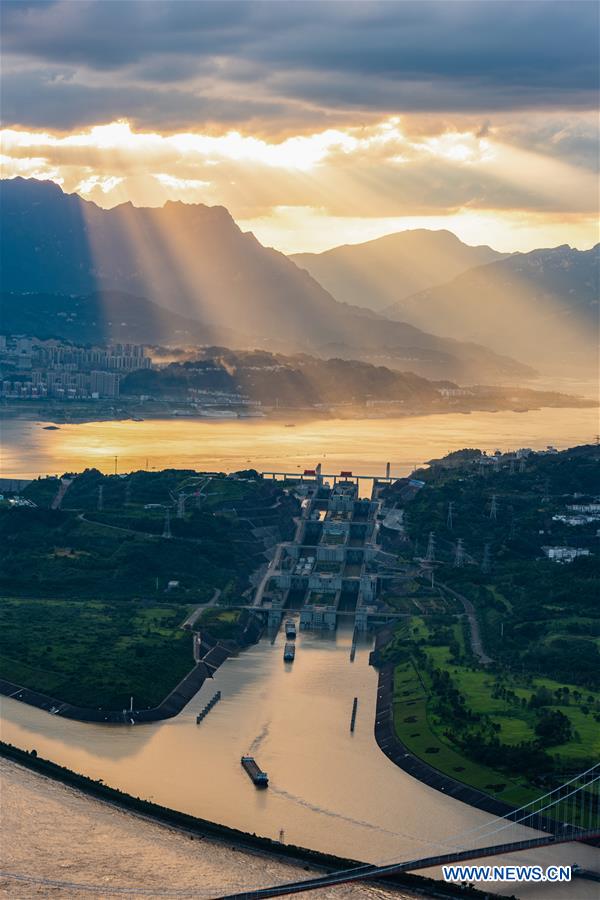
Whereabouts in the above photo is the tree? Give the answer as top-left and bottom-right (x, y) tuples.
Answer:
(535, 709), (572, 747)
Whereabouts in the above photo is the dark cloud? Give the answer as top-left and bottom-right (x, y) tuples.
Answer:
(1, 0), (598, 130)
(0, 68), (288, 131)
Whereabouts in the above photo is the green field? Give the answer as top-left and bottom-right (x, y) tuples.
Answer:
(0, 597), (194, 709)
(391, 659), (536, 806)
(388, 613), (600, 812)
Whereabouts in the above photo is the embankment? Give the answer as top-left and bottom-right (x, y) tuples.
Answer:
(0, 608), (263, 725)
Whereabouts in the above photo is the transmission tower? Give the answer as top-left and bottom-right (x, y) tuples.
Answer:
(489, 495), (498, 520)
(97, 485), (103, 511)
(453, 538), (465, 567)
(425, 532), (436, 563)
(162, 508), (172, 539)
(447, 501), (455, 530)
(177, 493), (185, 519)
(482, 543), (492, 574)
(542, 478), (550, 503)
(195, 490), (202, 509)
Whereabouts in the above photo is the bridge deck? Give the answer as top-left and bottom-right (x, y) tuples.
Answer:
(218, 830), (600, 899)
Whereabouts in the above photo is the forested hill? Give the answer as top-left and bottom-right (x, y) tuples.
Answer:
(120, 349), (444, 406)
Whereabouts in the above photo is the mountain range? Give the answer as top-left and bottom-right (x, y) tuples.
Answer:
(295, 233), (598, 375)
(383, 245), (599, 373)
(291, 230), (508, 313)
(0, 178), (532, 382)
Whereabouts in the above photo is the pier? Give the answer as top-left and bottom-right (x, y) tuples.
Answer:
(349, 697), (358, 732)
(196, 690), (221, 724)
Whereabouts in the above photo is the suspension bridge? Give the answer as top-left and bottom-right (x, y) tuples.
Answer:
(218, 765), (600, 899)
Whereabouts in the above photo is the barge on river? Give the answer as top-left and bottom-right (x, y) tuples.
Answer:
(241, 756), (269, 788)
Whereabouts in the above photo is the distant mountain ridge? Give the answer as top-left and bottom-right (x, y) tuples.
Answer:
(384, 245), (599, 374)
(291, 229), (508, 313)
(0, 291), (238, 346)
(0, 178), (533, 382)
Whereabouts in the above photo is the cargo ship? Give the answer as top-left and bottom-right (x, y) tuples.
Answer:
(284, 619), (296, 640)
(283, 641), (296, 662)
(241, 756), (268, 788)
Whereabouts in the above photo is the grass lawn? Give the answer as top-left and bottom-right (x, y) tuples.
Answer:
(391, 660), (536, 807)
(389, 613), (600, 813)
(0, 597), (193, 709)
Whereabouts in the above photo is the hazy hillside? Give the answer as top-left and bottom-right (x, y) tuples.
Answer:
(384, 246), (599, 374)
(120, 348), (445, 407)
(291, 230), (507, 312)
(0, 291), (240, 347)
(0, 178), (532, 382)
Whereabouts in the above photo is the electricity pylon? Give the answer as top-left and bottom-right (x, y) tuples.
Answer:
(425, 532), (436, 562)
(454, 538), (465, 567)
(162, 508), (172, 539)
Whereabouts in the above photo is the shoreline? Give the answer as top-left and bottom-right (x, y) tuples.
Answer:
(0, 612), (263, 725)
(0, 744), (508, 900)
(1, 394), (596, 428)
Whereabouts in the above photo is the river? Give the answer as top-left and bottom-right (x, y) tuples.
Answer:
(2, 625), (598, 898)
(1, 405), (599, 897)
(1, 406), (598, 481)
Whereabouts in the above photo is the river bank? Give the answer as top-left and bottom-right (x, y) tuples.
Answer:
(0, 612), (263, 724)
(0, 748), (497, 900)
(0, 756), (404, 900)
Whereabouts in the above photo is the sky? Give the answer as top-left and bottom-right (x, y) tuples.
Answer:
(1, 0), (599, 254)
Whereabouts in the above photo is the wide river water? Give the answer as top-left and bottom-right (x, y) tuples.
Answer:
(1, 406), (598, 481)
(2, 626), (599, 898)
(1, 405), (599, 897)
